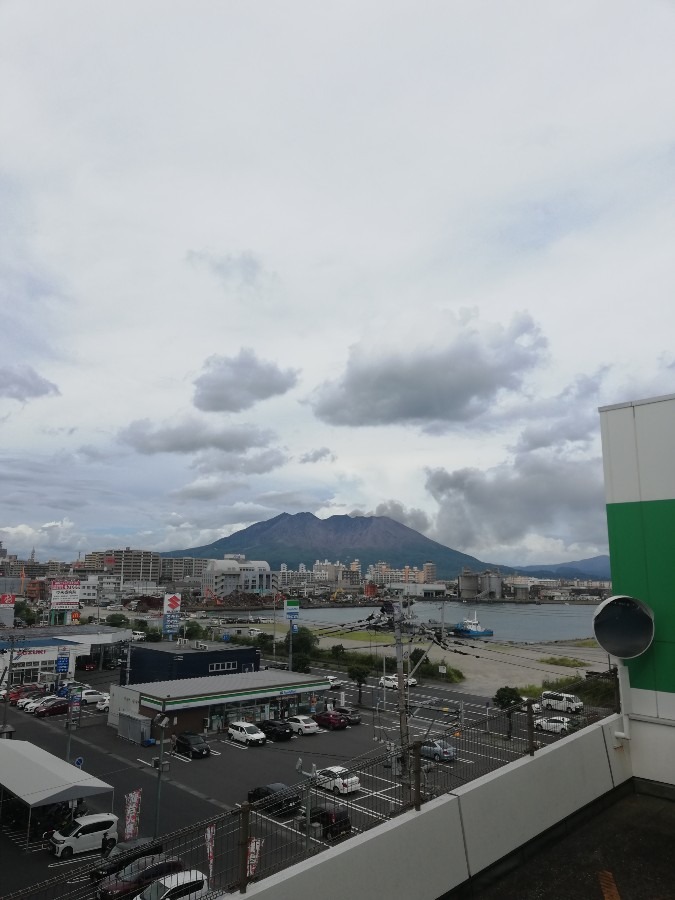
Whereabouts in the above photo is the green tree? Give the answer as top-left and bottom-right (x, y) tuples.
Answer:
(184, 621), (204, 640)
(292, 653), (311, 673)
(283, 627), (318, 657)
(14, 600), (36, 626)
(256, 632), (274, 653)
(145, 628), (163, 642)
(106, 613), (130, 628)
(348, 664), (372, 704)
(493, 686), (523, 741)
(331, 644), (346, 661)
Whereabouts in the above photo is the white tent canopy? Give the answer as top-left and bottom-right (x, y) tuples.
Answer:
(0, 740), (113, 808)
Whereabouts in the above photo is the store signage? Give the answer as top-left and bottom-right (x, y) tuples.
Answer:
(285, 598), (299, 620)
(51, 580), (80, 610)
(163, 593), (181, 614)
(163, 614), (180, 635)
(0, 594), (16, 606)
(56, 656), (69, 673)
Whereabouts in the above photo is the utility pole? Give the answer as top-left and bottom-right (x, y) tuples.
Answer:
(393, 606), (411, 804)
(1, 635), (25, 729)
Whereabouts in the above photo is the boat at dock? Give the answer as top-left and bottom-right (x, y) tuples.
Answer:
(451, 612), (494, 638)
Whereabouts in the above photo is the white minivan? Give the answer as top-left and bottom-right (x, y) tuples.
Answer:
(50, 813), (118, 858)
(540, 691), (583, 714)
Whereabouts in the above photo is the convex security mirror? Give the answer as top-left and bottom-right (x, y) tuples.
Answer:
(593, 595), (655, 659)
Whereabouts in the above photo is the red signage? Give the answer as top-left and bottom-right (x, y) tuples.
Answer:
(0, 594), (15, 606)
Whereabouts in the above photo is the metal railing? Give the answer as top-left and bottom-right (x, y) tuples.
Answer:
(4, 676), (617, 899)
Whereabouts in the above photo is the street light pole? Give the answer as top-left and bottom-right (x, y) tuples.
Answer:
(153, 703), (170, 840)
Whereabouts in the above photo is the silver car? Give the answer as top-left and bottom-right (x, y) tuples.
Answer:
(419, 739), (457, 762)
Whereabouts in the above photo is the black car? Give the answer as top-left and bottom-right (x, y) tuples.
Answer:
(89, 839), (164, 880)
(248, 782), (302, 815)
(174, 732), (211, 758)
(296, 800), (351, 840)
(333, 706), (362, 725)
(259, 719), (293, 741)
(98, 855), (184, 900)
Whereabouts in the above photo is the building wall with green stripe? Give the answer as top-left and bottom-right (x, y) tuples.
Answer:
(600, 396), (675, 712)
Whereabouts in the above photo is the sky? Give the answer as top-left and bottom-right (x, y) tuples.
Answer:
(2, 1), (675, 569)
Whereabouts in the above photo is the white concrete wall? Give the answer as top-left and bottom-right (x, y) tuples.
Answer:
(107, 684), (140, 728)
(627, 718), (675, 786)
(240, 716), (632, 899)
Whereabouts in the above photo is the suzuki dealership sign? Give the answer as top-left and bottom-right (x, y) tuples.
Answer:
(50, 580), (80, 610)
(163, 593), (181, 635)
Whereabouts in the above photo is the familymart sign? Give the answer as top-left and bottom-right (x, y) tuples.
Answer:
(284, 598), (300, 620)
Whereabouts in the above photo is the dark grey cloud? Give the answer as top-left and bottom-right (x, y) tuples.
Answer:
(425, 451), (607, 557)
(0, 364), (60, 402)
(193, 349), (299, 413)
(192, 447), (288, 475)
(186, 250), (265, 289)
(311, 313), (547, 431)
(169, 479), (245, 502)
(299, 447), (336, 464)
(350, 501), (431, 533)
(118, 417), (274, 455)
(510, 372), (607, 452)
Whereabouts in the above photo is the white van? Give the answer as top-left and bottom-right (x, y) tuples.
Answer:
(50, 813), (118, 858)
(540, 691), (583, 714)
(131, 631), (146, 642)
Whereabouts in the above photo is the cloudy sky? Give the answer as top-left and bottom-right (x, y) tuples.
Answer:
(2, 1), (674, 568)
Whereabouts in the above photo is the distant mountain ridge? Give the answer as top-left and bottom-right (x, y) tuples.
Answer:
(161, 512), (610, 581)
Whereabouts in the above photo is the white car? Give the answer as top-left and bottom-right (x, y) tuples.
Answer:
(326, 676), (345, 690)
(24, 694), (57, 713)
(16, 693), (46, 709)
(79, 689), (109, 706)
(96, 694), (111, 712)
(136, 869), (210, 900)
(227, 721), (267, 746)
(317, 766), (361, 795)
(287, 715), (320, 736)
(379, 675), (417, 689)
(534, 716), (571, 734)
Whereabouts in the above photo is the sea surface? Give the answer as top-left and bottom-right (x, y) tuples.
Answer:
(283, 601), (598, 643)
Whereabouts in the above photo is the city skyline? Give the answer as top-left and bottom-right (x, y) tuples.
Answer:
(2, 3), (675, 567)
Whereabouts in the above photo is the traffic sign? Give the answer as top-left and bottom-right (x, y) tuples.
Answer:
(74, 756), (84, 769)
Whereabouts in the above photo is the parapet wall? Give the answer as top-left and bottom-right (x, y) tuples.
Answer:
(241, 715), (632, 899)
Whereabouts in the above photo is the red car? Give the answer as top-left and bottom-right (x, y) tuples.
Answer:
(8, 684), (43, 705)
(312, 711), (349, 730)
(35, 698), (69, 718)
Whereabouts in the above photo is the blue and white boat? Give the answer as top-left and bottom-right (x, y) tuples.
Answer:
(452, 612), (494, 638)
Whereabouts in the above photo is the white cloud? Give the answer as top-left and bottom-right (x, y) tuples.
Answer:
(2, 2), (675, 564)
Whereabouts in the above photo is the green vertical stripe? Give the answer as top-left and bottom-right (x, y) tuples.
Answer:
(606, 498), (675, 691)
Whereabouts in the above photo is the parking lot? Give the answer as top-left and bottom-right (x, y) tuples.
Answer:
(1, 665), (593, 896)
